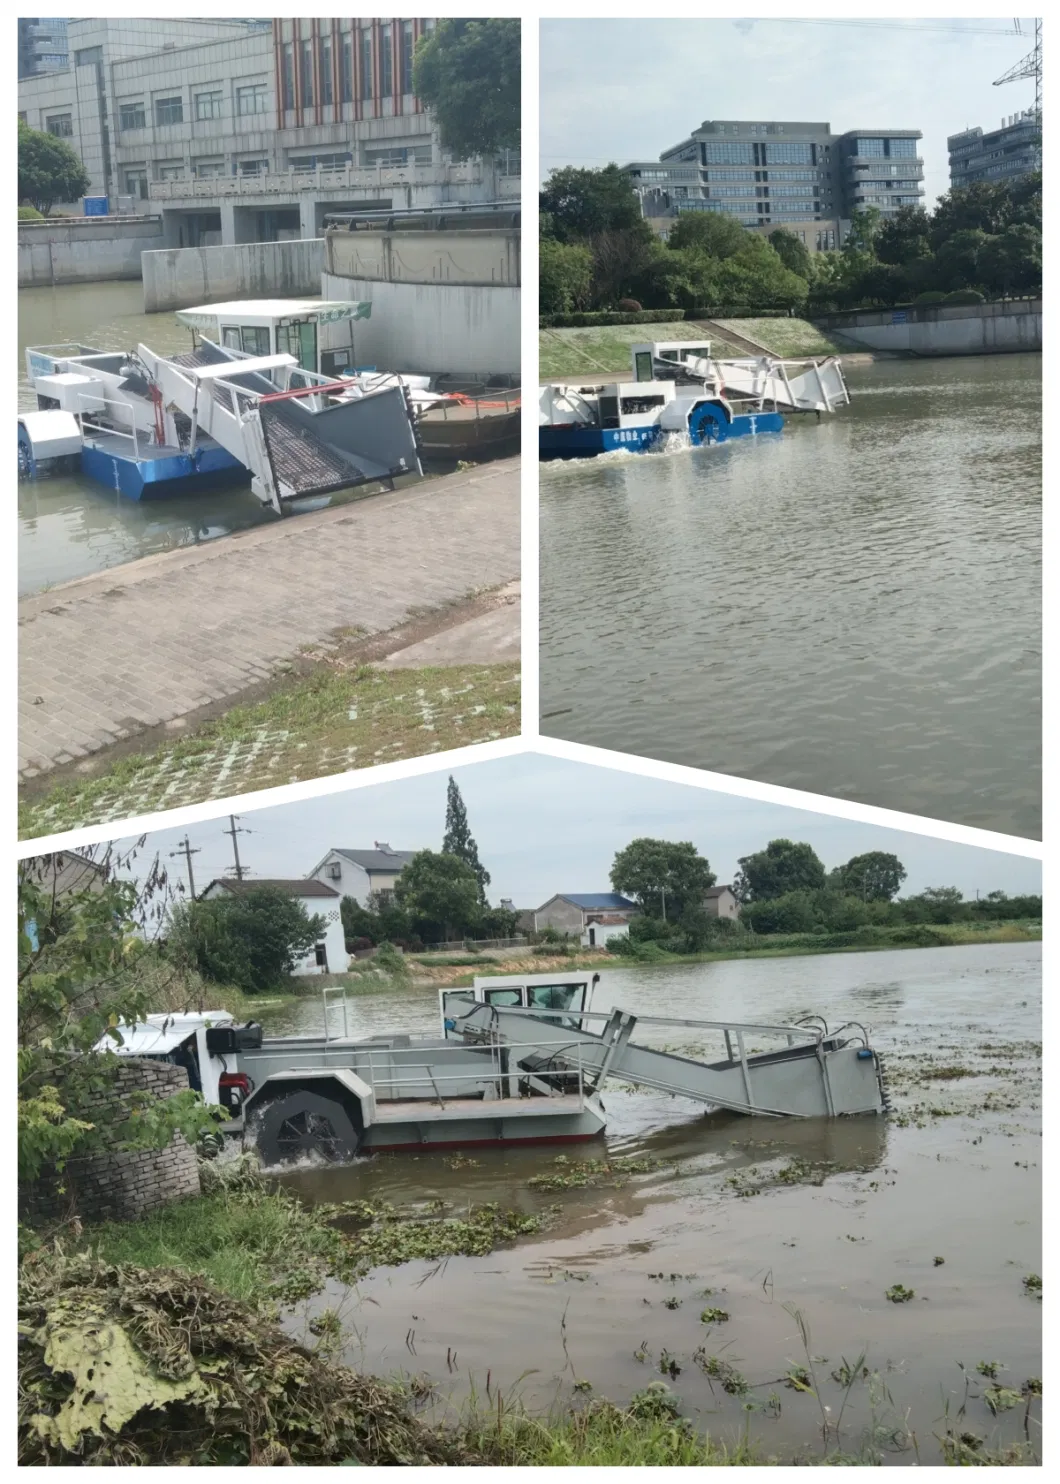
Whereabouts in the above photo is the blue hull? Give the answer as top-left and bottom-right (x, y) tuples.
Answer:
(79, 441), (247, 501)
(540, 404), (785, 461)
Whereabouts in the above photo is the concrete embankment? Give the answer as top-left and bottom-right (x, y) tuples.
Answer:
(142, 238), (326, 312)
(19, 216), (164, 287)
(814, 299), (1042, 356)
(18, 458), (520, 783)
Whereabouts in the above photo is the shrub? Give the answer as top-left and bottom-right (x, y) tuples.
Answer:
(912, 290), (948, 305)
(617, 298), (642, 312)
(942, 288), (985, 305)
(18, 205), (44, 221)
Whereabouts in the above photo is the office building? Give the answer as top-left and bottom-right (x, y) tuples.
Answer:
(17, 18), (69, 79)
(948, 112), (1039, 188)
(17, 18), (517, 243)
(623, 118), (924, 241)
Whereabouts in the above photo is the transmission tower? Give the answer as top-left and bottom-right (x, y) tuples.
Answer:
(994, 18), (1042, 163)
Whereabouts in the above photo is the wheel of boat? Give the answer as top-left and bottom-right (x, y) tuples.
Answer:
(690, 407), (724, 445)
(255, 1089), (362, 1166)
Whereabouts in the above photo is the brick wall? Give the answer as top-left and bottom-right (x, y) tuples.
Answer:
(22, 1057), (201, 1225)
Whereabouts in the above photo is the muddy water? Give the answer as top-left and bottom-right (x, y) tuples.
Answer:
(271, 942), (1042, 1464)
(540, 354), (1042, 840)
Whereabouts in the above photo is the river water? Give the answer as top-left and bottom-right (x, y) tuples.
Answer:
(268, 942), (1042, 1465)
(540, 355), (1042, 840)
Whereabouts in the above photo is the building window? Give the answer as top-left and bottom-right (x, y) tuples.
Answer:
(236, 83), (267, 116)
(74, 45), (102, 65)
(236, 158), (268, 176)
(124, 167), (148, 198)
(318, 34), (333, 105)
(763, 141), (813, 164)
(702, 141), (753, 165)
(195, 90), (222, 121)
(300, 38), (314, 108)
(155, 96), (183, 127)
(380, 26), (392, 97)
(155, 162), (185, 181)
(281, 41), (294, 110)
(193, 160), (225, 178)
(360, 30), (373, 100)
(119, 102), (146, 131)
(46, 113), (73, 137)
(340, 35), (352, 103)
(401, 20), (414, 94)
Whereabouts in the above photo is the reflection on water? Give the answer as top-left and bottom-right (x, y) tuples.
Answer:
(540, 354), (1042, 838)
(266, 943), (1041, 1463)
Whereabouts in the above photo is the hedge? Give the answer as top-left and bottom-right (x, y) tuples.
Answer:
(540, 306), (794, 329)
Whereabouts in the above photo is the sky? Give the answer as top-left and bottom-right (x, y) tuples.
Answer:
(99, 753), (1042, 909)
(539, 18), (1039, 207)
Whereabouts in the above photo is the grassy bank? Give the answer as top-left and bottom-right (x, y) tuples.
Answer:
(539, 316), (847, 381)
(19, 662), (519, 838)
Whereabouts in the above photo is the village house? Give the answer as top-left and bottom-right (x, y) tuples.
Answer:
(704, 885), (740, 919)
(308, 844), (417, 906)
(199, 877), (347, 975)
(534, 892), (640, 941)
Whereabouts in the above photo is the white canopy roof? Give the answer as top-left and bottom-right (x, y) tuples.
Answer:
(176, 300), (372, 329)
(94, 1011), (233, 1057)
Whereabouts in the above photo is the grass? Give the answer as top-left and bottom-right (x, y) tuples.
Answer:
(539, 316), (848, 381)
(19, 662), (519, 837)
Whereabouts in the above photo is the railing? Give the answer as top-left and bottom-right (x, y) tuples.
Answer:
(148, 161), (496, 201)
(360, 1039), (587, 1112)
(77, 394), (143, 458)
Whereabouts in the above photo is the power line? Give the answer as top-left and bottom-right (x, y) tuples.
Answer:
(169, 835), (201, 901)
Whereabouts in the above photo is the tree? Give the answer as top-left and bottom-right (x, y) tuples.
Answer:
(540, 164), (647, 242)
(978, 224), (1042, 297)
(394, 850), (481, 942)
(876, 206), (932, 267)
(170, 886), (325, 993)
(830, 852), (907, 902)
(610, 838), (716, 920)
(933, 228), (990, 290)
(929, 180), (1029, 250)
(412, 18), (519, 158)
(18, 849), (221, 1184)
(442, 775), (490, 903)
(734, 839), (826, 903)
(768, 227), (813, 280)
(540, 237), (594, 314)
(667, 211), (748, 259)
(18, 121), (90, 215)
(843, 207), (883, 256)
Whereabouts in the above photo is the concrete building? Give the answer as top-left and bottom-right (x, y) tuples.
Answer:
(623, 118), (923, 238)
(948, 113), (1039, 189)
(17, 17), (519, 245)
(703, 885), (740, 920)
(199, 877), (347, 975)
(309, 845), (417, 907)
(534, 892), (639, 937)
(581, 914), (630, 949)
(17, 18), (70, 79)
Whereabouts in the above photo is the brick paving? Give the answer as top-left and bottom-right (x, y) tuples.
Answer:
(19, 458), (520, 781)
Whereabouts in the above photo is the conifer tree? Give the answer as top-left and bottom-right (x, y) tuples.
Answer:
(442, 776), (490, 904)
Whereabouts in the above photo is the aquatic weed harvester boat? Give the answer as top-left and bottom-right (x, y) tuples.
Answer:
(539, 340), (850, 459)
(100, 972), (888, 1166)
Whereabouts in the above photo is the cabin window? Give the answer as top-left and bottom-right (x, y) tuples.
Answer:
(598, 395), (620, 429)
(221, 327), (242, 350)
(485, 988), (523, 1007)
(240, 327), (271, 357)
(634, 352), (653, 382)
(620, 395), (665, 415)
(527, 983), (584, 1012)
(277, 320), (317, 373)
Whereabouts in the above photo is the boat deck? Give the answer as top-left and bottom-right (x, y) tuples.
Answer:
(85, 432), (224, 461)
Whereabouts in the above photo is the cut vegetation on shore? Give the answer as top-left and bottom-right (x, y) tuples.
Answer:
(540, 317), (847, 381)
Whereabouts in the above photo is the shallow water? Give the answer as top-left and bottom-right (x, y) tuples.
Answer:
(270, 942), (1042, 1464)
(540, 355), (1042, 839)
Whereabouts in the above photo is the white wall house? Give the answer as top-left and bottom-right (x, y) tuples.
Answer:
(704, 886), (741, 919)
(581, 915), (631, 949)
(308, 844), (417, 907)
(199, 877), (347, 975)
(534, 893), (639, 936)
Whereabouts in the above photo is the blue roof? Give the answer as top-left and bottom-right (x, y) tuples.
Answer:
(561, 893), (637, 910)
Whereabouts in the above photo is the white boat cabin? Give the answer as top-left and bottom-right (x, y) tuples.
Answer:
(440, 971), (599, 1037)
(630, 341), (713, 382)
(174, 299), (372, 381)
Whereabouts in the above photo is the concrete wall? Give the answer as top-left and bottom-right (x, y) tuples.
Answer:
(22, 1059), (201, 1225)
(328, 226), (520, 287)
(817, 299), (1042, 356)
(142, 237), (326, 311)
(18, 216), (164, 286)
(292, 898), (348, 977)
(323, 270), (519, 375)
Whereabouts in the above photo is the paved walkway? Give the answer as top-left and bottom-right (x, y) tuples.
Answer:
(19, 458), (520, 781)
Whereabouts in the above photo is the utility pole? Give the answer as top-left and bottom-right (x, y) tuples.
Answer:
(223, 814), (249, 882)
(169, 835), (201, 900)
(660, 886), (667, 922)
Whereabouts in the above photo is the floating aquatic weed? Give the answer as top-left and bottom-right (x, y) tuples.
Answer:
(658, 1349), (681, 1379)
(885, 1284), (915, 1304)
(692, 1350), (749, 1395)
(933, 1255), (946, 1266)
(830, 1359), (870, 1387)
(528, 1156), (656, 1192)
(662, 1296), (681, 1310)
(700, 1306), (730, 1324)
(975, 1360), (1004, 1380)
(627, 1381), (681, 1421)
(1024, 1377), (1042, 1396)
(784, 1365), (813, 1393)
(983, 1386), (1023, 1416)
(572, 1378), (593, 1393)
(1022, 1273), (1042, 1296)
